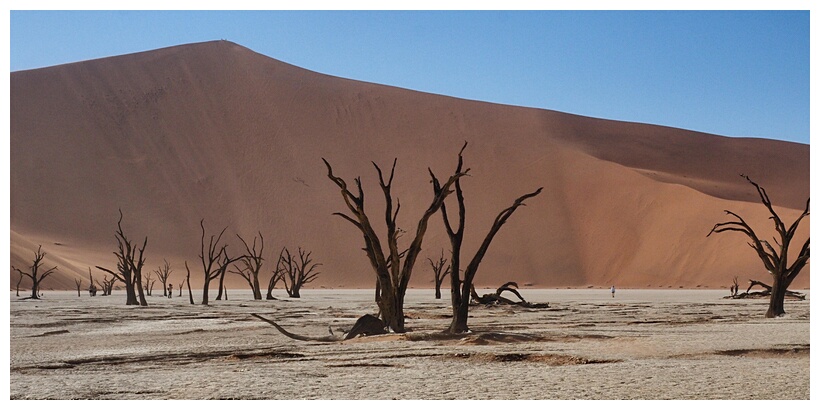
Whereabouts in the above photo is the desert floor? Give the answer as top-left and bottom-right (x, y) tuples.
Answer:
(8, 288), (810, 400)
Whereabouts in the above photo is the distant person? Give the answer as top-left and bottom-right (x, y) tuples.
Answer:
(168, 284), (173, 298)
(611, 285), (615, 298)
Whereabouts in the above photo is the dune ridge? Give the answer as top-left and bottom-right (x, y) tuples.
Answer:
(10, 40), (809, 291)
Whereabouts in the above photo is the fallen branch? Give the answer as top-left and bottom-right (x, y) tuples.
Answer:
(470, 282), (549, 308)
(724, 279), (806, 300)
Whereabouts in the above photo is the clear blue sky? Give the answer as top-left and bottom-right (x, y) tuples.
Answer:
(8, 10), (811, 144)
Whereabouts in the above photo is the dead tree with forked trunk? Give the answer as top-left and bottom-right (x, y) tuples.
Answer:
(96, 210), (149, 306)
(279, 247), (321, 298)
(323, 155), (466, 332)
(195, 219), (239, 305)
(154, 259), (173, 297)
(97, 275), (116, 296)
(232, 232), (265, 300)
(708, 175), (809, 318)
(143, 271), (157, 296)
(13, 245), (58, 300)
(74, 278), (83, 297)
(428, 251), (450, 299)
(430, 142), (543, 333)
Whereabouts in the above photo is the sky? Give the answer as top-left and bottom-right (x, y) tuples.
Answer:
(6, 8), (813, 144)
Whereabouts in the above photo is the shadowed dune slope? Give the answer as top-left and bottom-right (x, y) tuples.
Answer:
(10, 41), (809, 291)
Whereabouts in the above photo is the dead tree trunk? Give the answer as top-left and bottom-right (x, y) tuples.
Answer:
(279, 247), (321, 298)
(233, 232), (265, 300)
(323, 155), (465, 332)
(428, 251), (450, 299)
(195, 220), (238, 305)
(12, 245), (58, 300)
(15, 271), (23, 297)
(430, 142), (543, 333)
(96, 210), (148, 306)
(708, 175), (809, 317)
(74, 278), (83, 297)
(154, 259), (172, 297)
(184, 261), (195, 305)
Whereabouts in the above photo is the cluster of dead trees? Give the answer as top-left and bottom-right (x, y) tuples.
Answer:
(320, 141), (545, 335)
(12, 212), (322, 306)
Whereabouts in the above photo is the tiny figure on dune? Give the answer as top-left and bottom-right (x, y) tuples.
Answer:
(611, 285), (615, 298)
(168, 283), (173, 298)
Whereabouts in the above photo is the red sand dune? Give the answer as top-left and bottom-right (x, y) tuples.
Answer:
(9, 41), (809, 291)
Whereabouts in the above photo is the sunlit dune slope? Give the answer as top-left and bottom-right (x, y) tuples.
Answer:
(10, 41), (809, 291)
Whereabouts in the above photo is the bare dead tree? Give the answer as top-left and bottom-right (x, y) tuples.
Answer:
(154, 259), (173, 297)
(232, 232), (265, 300)
(178, 280), (184, 297)
(97, 275), (116, 296)
(428, 251), (450, 299)
(279, 247), (322, 298)
(430, 142), (543, 333)
(215, 251), (234, 301)
(323, 153), (466, 332)
(12, 245), (58, 300)
(74, 278), (83, 297)
(266, 247), (286, 300)
(184, 261), (195, 305)
(195, 220), (239, 305)
(96, 210), (149, 306)
(15, 270), (23, 297)
(86, 268), (97, 296)
(708, 175), (809, 318)
(143, 271), (156, 296)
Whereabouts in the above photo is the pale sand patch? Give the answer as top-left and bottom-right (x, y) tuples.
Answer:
(9, 288), (809, 400)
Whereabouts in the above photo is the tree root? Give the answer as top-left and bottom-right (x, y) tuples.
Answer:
(251, 313), (387, 342)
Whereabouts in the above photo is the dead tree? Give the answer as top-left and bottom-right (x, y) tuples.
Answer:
(266, 249), (285, 300)
(178, 280), (184, 297)
(323, 155), (465, 332)
(97, 275), (116, 296)
(215, 251), (233, 301)
(87, 268), (97, 296)
(74, 278), (83, 297)
(708, 175), (809, 317)
(430, 142), (543, 333)
(154, 259), (173, 297)
(279, 247), (321, 298)
(428, 251), (450, 299)
(96, 210), (149, 306)
(184, 261), (195, 305)
(15, 270), (23, 296)
(143, 271), (156, 296)
(232, 232), (265, 300)
(12, 245), (58, 300)
(195, 219), (239, 305)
